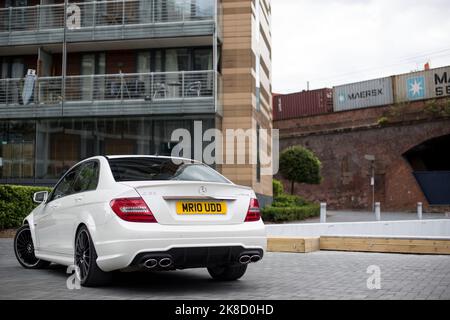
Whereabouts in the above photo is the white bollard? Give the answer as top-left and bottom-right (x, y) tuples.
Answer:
(320, 202), (327, 223)
(417, 202), (423, 220)
(375, 202), (381, 221)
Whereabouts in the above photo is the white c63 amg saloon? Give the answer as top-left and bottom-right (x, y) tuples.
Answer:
(14, 156), (266, 286)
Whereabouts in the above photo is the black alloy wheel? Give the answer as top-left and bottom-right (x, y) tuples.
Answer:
(75, 229), (91, 283)
(74, 225), (112, 287)
(14, 225), (50, 269)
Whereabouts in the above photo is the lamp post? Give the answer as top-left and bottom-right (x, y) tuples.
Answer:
(365, 154), (376, 212)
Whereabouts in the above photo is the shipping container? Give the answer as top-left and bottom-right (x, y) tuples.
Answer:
(394, 66), (450, 103)
(273, 88), (333, 120)
(333, 77), (394, 112)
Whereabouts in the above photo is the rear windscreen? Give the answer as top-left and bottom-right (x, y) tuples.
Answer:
(108, 157), (230, 184)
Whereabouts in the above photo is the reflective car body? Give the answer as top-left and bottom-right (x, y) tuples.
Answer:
(21, 156), (266, 281)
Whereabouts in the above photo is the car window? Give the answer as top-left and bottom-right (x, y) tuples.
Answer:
(72, 161), (99, 193)
(108, 158), (230, 184)
(47, 161), (99, 202)
(49, 167), (79, 201)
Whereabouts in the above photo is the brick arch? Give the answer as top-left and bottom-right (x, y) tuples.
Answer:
(383, 155), (427, 211)
(401, 121), (450, 155)
(401, 129), (450, 155)
(277, 117), (450, 212)
(383, 121), (450, 211)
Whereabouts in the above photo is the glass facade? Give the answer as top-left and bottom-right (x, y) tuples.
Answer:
(0, 120), (35, 180)
(0, 116), (214, 184)
(136, 47), (213, 73)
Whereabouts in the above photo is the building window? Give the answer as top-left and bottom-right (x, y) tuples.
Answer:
(80, 53), (105, 100)
(11, 117), (214, 181)
(0, 120), (36, 181)
(137, 52), (151, 73)
(5, 0), (28, 7)
(0, 57), (27, 79)
(256, 124), (261, 183)
(81, 53), (106, 75)
(193, 0), (215, 18)
(256, 82), (261, 112)
(137, 50), (164, 73)
(253, 0), (261, 112)
(137, 48), (212, 73)
(194, 48), (213, 71)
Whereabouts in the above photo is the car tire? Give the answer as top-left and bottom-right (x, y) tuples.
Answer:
(75, 225), (112, 287)
(207, 264), (248, 281)
(14, 225), (51, 269)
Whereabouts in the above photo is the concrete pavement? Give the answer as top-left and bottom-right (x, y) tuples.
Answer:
(1, 239), (449, 300)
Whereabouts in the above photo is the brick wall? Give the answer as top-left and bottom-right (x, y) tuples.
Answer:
(275, 100), (450, 212)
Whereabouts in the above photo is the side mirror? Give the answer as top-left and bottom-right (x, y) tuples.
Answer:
(33, 191), (48, 204)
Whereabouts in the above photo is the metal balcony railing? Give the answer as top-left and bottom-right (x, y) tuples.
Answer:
(0, 0), (215, 33)
(0, 70), (215, 105)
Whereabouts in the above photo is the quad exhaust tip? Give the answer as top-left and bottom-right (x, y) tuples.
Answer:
(159, 257), (173, 268)
(143, 258), (158, 269)
(239, 254), (261, 264)
(146, 254), (259, 268)
(144, 258), (173, 269)
(239, 255), (251, 264)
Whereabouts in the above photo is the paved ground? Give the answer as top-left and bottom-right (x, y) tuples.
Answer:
(1, 239), (449, 300)
(293, 210), (450, 224)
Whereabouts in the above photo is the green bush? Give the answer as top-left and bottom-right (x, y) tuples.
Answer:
(272, 194), (307, 207)
(424, 98), (450, 118)
(264, 185), (317, 223)
(261, 204), (320, 223)
(0, 185), (52, 229)
(272, 179), (284, 197)
(377, 116), (389, 126)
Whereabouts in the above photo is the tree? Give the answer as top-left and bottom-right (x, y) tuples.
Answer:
(279, 146), (322, 195)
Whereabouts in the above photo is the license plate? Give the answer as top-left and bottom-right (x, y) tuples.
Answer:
(176, 201), (227, 215)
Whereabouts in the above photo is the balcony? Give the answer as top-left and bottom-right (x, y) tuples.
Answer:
(0, 0), (217, 47)
(0, 70), (218, 118)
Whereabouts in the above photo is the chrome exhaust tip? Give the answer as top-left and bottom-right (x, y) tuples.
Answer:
(250, 255), (261, 263)
(143, 258), (158, 269)
(159, 257), (173, 268)
(239, 255), (251, 264)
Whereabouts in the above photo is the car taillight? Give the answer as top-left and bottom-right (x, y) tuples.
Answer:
(110, 197), (157, 223)
(245, 198), (261, 222)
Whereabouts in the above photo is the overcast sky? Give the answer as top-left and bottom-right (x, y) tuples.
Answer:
(272, 0), (450, 93)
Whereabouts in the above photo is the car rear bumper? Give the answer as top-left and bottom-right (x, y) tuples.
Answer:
(129, 246), (264, 271)
(94, 220), (267, 272)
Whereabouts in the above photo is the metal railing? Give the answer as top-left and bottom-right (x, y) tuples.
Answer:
(0, 0), (215, 33)
(0, 70), (215, 105)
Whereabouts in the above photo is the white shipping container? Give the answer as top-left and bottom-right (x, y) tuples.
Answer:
(333, 77), (394, 112)
(394, 66), (450, 103)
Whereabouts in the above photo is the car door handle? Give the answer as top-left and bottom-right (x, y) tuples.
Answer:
(75, 196), (84, 202)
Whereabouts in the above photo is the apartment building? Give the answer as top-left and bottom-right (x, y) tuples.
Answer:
(0, 0), (273, 203)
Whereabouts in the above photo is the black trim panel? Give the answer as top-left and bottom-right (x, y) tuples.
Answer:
(130, 246), (264, 269)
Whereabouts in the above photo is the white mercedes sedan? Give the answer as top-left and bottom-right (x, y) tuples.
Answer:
(14, 156), (266, 286)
